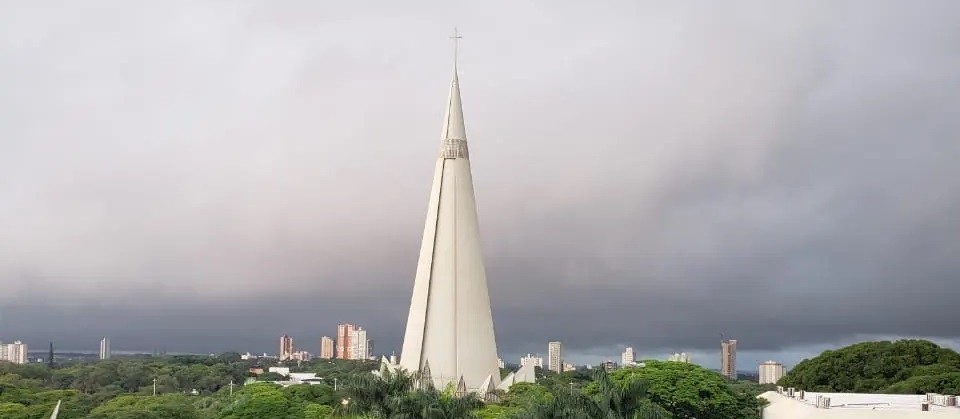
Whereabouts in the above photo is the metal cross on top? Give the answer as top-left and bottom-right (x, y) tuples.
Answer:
(450, 27), (462, 68)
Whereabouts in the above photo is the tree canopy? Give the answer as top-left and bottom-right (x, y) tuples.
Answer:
(0, 353), (769, 418)
(589, 360), (761, 419)
(778, 339), (960, 394)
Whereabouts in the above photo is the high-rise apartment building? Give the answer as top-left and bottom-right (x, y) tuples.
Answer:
(548, 341), (563, 373)
(335, 324), (372, 360)
(519, 354), (543, 368)
(279, 335), (294, 361)
(621, 347), (635, 366)
(759, 360), (786, 384)
(349, 327), (369, 360)
(336, 324), (355, 359)
(721, 339), (737, 380)
(99, 337), (111, 360)
(2, 341), (28, 364)
(668, 352), (692, 363)
(320, 336), (334, 359)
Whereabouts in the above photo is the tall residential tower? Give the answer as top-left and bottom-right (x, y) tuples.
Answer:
(548, 341), (563, 373)
(99, 337), (110, 360)
(320, 336), (334, 359)
(721, 339), (737, 380)
(621, 347), (636, 366)
(759, 360), (785, 384)
(279, 335), (294, 361)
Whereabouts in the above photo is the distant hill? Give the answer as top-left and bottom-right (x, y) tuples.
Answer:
(778, 339), (960, 394)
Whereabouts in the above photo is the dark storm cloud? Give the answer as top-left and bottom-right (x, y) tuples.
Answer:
(2, 0), (959, 367)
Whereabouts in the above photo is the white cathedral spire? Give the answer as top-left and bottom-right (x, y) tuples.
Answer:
(441, 69), (467, 142)
(399, 33), (501, 391)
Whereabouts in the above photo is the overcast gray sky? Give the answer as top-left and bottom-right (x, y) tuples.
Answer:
(2, 0), (959, 369)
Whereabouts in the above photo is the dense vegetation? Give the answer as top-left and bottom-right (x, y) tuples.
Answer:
(778, 339), (960, 394)
(589, 361), (765, 419)
(0, 354), (766, 418)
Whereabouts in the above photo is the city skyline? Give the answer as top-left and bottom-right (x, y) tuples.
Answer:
(3, 1), (960, 369)
(13, 333), (960, 372)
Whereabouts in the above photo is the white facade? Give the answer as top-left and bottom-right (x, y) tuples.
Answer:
(320, 336), (334, 359)
(621, 347), (635, 366)
(99, 337), (110, 360)
(498, 361), (537, 391)
(268, 366), (290, 376)
(349, 328), (369, 360)
(668, 352), (692, 363)
(519, 354), (543, 368)
(760, 391), (960, 418)
(759, 360), (786, 384)
(548, 341), (563, 373)
(399, 62), (501, 392)
(2, 341), (28, 364)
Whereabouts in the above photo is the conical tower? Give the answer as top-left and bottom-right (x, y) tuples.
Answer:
(399, 48), (500, 391)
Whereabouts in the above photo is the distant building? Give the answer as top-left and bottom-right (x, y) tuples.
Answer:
(721, 339), (737, 380)
(290, 351), (311, 362)
(336, 324), (355, 359)
(99, 337), (111, 360)
(621, 347), (635, 366)
(280, 335), (294, 361)
(498, 358), (504, 368)
(268, 366), (290, 376)
(320, 336), (334, 359)
(563, 363), (577, 372)
(519, 353), (543, 368)
(1, 341), (28, 364)
(241, 352), (254, 360)
(600, 360), (617, 372)
(349, 327), (370, 360)
(759, 360), (786, 384)
(668, 352), (692, 363)
(548, 341), (563, 373)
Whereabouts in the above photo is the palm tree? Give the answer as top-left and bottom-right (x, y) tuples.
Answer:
(592, 368), (666, 419)
(342, 367), (416, 417)
(390, 387), (481, 419)
(515, 369), (667, 419)
(341, 366), (482, 419)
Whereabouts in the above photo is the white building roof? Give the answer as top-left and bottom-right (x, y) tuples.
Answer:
(761, 391), (960, 418)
